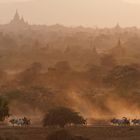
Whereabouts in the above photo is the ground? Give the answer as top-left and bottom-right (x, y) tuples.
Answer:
(0, 126), (140, 140)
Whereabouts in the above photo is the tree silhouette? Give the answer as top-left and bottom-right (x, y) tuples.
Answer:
(43, 107), (86, 128)
(104, 65), (140, 92)
(0, 97), (10, 121)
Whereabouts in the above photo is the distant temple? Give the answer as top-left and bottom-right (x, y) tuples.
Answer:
(115, 23), (121, 30)
(111, 39), (125, 58)
(90, 41), (98, 55)
(114, 23), (122, 33)
(9, 10), (28, 28)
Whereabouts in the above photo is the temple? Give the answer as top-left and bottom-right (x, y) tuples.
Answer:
(114, 23), (122, 33)
(111, 39), (126, 58)
(9, 10), (28, 28)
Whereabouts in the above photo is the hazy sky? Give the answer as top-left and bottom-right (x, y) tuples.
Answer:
(0, 0), (140, 27)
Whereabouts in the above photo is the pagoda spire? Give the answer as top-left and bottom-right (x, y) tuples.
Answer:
(9, 10), (28, 29)
(13, 9), (20, 21)
(117, 38), (121, 48)
(21, 16), (25, 22)
(111, 38), (125, 58)
(90, 39), (97, 54)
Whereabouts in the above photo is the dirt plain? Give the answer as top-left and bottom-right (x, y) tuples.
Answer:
(0, 126), (140, 140)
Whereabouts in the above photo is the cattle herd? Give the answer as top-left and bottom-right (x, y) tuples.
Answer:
(9, 117), (31, 127)
(5, 117), (140, 127)
(111, 117), (140, 126)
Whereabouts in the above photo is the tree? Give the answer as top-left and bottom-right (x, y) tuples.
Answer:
(55, 61), (72, 73)
(17, 62), (42, 86)
(43, 107), (86, 128)
(0, 97), (10, 121)
(86, 65), (103, 85)
(104, 65), (140, 92)
(101, 54), (117, 70)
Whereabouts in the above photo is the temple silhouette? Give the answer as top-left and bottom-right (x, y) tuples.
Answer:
(9, 10), (28, 28)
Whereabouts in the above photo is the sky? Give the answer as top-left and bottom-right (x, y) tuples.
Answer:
(0, 0), (140, 27)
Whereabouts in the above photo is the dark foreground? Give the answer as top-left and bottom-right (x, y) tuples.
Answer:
(0, 126), (140, 140)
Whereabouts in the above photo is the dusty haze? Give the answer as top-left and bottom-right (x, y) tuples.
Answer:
(0, 0), (140, 125)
